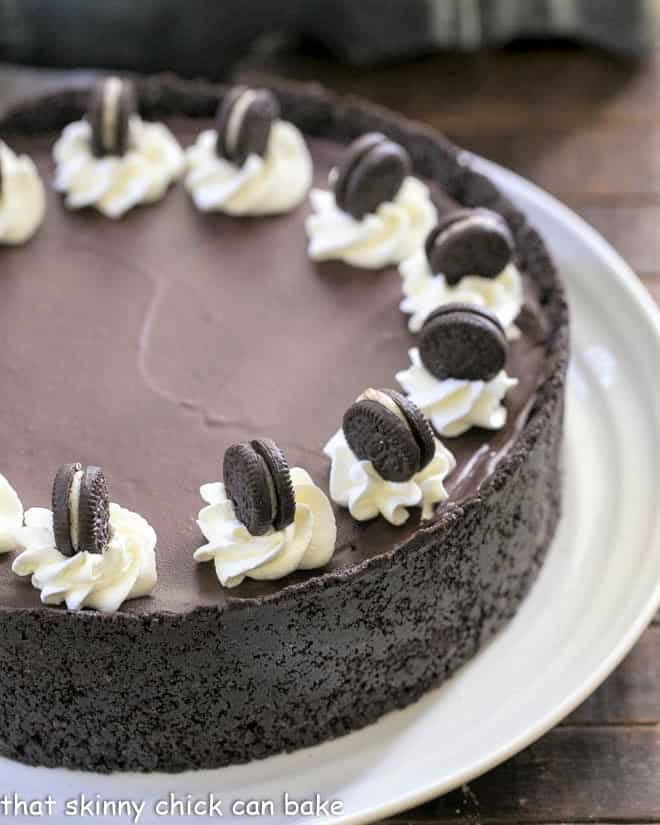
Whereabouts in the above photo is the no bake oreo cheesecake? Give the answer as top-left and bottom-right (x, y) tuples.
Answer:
(0, 76), (568, 773)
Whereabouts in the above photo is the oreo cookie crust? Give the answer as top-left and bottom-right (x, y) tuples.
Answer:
(0, 76), (567, 773)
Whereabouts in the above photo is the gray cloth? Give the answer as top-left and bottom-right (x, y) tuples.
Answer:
(0, 0), (652, 78)
(311, 0), (654, 62)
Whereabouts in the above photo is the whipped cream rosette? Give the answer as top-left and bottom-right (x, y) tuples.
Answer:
(398, 304), (518, 437)
(400, 248), (523, 335)
(324, 389), (455, 526)
(324, 430), (455, 526)
(195, 439), (336, 588)
(306, 132), (436, 268)
(6, 464), (157, 613)
(186, 86), (312, 216)
(0, 473), (24, 553)
(400, 206), (523, 335)
(53, 77), (184, 218)
(0, 141), (45, 244)
(397, 348), (518, 437)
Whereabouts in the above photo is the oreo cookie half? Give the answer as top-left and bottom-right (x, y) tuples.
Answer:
(52, 463), (111, 556)
(425, 207), (515, 284)
(418, 303), (508, 382)
(215, 86), (280, 166)
(333, 132), (411, 220)
(223, 438), (295, 536)
(87, 77), (136, 158)
(343, 388), (435, 483)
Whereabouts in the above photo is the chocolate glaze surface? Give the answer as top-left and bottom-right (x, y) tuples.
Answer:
(0, 123), (544, 612)
(0, 78), (568, 773)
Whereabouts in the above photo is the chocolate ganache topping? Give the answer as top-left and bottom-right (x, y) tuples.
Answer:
(0, 87), (549, 612)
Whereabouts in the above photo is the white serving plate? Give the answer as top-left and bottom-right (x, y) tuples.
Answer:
(3, 157), (660, 825)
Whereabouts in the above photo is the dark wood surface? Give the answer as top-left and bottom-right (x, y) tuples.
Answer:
(0, 41), (658, 822)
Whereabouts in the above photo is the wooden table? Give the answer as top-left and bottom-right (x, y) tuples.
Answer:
(1, 43), (659, 822)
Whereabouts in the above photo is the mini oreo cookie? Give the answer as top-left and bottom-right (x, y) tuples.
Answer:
(52, 463), (110, 556)
(418, 303), (508, 382)
(251, 439), (296, 532)
(215, 86), (280, 166)
(425, 207), (514, 285)
(223, 438), (295, 536)
(334, 132), (411, 220)
(343, 388), (435, 483)
(52, 462), (82, 557)
(87, 77), (136, 158)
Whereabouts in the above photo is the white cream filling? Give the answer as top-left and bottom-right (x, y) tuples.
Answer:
(357, 388), (406, 423)
(225, 89), (258, 158)
(434, 211), (509, 253)
(101, 77), (123, 154)
(68, 469), (83, 552)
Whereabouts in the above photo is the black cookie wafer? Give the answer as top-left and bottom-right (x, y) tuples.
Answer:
(334, 132), (411, 220)
(223, 443), (274, 536)
(87, 77), (136, 158)
(251, 439), (295, 532)
(215, 86), (280, 166)
(419, 303), (508, 382)
(343, 388), (433, 482)
(52, 463), (110, 555)
(380, 389), (435, 471)
(77, 466), (111, 555)
(425, 207), (514, 285)
(223, 439), (295, 536)
(52, 462), (82, 557)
